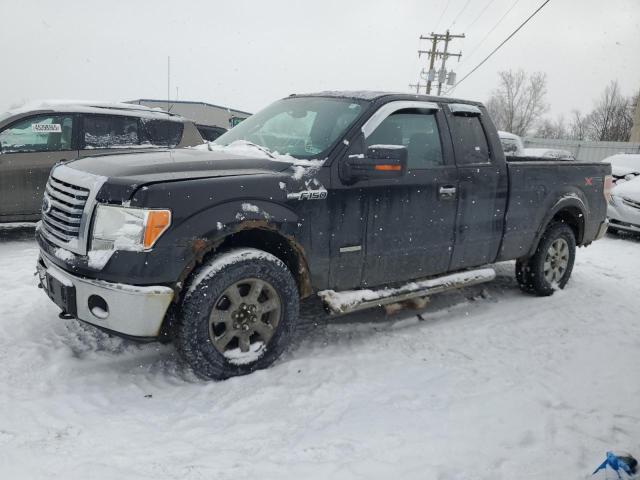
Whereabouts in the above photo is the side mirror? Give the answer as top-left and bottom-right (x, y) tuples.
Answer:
(343, 145), (408, 182)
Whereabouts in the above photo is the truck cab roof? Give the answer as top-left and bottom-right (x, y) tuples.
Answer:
(290, 90), (484, 107)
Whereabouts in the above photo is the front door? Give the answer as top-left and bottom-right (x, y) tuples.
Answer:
(0, 114), (77, 219)
(347, 101), (459, 288)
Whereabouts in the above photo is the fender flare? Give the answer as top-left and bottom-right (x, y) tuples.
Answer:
(171, 199), (311, 296)
(526, 195), (587, 257)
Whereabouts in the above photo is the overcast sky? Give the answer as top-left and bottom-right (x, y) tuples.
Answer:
(1, 0), (638, 119)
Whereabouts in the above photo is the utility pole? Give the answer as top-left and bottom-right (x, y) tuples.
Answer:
(437, 31), (463, 95)
(418, 35), (439, 94)
(167, 56), (171, 112)
(417, 30), (464, 96)
(409, 82), (426, 94)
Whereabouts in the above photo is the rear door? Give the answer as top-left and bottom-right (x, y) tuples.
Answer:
(445, 103), (508, 270)
(357, 101), (459, 287)
(0, 114), (78, 219)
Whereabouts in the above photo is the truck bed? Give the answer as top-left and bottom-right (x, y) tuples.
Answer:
(498, 159), (610, 261)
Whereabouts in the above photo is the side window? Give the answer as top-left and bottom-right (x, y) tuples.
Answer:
(140, 119), (184, 147)
(451, 115), (490, 164)
(501, 138), (518, 154)
(0, 115), (73, 153)
(197, 125), (226, 142)
(365, 109), (443, 169)
(84, 115), (139, 149)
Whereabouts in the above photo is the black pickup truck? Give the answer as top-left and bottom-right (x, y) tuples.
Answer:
(35, 92), (612, 379)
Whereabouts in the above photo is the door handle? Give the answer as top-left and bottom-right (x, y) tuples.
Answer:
(438, 186), (457, 199)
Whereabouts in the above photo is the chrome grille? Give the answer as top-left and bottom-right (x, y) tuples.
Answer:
(42, 176), (89, 243)
(39, 165), (105, 255)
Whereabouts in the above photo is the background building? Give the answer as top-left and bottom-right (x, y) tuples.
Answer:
(127, 99), (251, 140)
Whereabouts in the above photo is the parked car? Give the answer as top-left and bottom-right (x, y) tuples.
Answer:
(498, 130), (525, 156)
(607, 176), (640, 234)
(498, 131), (576, 160)
(196, 124), (227, 142)
(35, 91), (611, 380)
(601, 153), (640, 183)
(0, 101), (204, 223)
(522, 147), (576, 161)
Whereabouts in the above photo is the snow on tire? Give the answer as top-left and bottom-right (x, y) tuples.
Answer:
(176, 248), (299, 380)
(515, 222), (576, 297)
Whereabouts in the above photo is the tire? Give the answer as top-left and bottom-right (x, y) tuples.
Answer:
(515, 222), (576, 297)
(176, 248), (299, 380)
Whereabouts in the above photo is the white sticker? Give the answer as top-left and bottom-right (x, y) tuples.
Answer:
(32, 123), (61, 133)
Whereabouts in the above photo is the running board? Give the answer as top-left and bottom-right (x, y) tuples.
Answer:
(317, 268), (496, 315)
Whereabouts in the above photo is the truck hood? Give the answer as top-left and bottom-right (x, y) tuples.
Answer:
(65, 148), (294, 184)
(613, 176), (640, 202)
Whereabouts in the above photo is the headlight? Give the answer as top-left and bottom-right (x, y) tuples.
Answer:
(91, 205), (171, 251)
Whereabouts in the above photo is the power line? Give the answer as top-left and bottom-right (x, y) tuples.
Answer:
(464, 0), (498, 32)
(447, 0), (552, 94)
(460, 0), (522, 67)
(448, 0), (472, 29)
(433, 0), (452, 32)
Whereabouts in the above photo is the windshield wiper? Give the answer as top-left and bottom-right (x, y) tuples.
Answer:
(241, 141), (277, 159)
(212, 139), (276, 159)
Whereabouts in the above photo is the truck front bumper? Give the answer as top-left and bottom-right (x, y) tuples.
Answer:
(607, 196), (640, 234)
(37, 255), (174, 339)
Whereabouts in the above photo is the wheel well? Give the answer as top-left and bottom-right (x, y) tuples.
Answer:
(551, 207), (584, 244)
(213, 228), (312, 298)
(161, 228), (312, 343)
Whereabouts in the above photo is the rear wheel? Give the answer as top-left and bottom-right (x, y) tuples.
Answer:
(515, 222), (576, 296)
(176, 248), (299, 380)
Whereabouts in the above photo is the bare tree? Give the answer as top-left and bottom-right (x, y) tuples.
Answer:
(586, 80), (634, 141)
(568, 110), (589, 140)
(486, 70), (548, 136)
(535, 115), (567, 139)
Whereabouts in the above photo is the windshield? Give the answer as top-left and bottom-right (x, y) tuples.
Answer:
(214, 97), (365, 159)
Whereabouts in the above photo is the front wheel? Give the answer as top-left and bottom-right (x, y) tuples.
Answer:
(515, 222), (576, 296)
(176, 248), (299, 380)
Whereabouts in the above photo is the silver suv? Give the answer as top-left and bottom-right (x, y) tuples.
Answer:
(0, 101), (204, 222)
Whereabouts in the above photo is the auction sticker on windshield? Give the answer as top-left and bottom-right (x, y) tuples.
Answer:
(32, 123), (62, 133)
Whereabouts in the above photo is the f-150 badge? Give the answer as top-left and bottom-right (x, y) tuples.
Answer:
(287, 189), (328, 201)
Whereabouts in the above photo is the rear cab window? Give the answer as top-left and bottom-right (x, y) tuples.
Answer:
(0, 115), (74, 153)
(447, 104), (490, 165)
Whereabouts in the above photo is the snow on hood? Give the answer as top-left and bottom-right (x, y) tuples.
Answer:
(195, 140), (325, 179)
(612, 176), (640, 201)
(603, 154), (640, 177)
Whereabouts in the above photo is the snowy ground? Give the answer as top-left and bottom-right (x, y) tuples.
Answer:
(0, 226), (638, 479)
